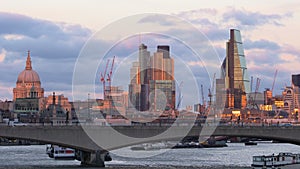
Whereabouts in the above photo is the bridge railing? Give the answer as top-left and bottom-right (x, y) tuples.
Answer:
(0, 119), (296, 128)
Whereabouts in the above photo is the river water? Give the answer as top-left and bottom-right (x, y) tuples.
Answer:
(0, 143), (299, 169)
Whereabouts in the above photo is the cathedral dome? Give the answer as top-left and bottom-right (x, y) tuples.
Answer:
(16, 51), (41, 83)
(17, 69), (40, 83)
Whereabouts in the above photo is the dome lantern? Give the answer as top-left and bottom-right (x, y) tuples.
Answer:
(26, 50), (32, 70)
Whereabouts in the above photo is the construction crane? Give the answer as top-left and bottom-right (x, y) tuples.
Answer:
(271, 69), (278, 93)
(176, 81), (184, 110)
(250, 76), (253, 93)
(208, 73), (216, 106)
(253, 77), (261, 109)
(201, 84), (205, 106)
(100, 59), (110, 99)
(107, 56), (116, 92)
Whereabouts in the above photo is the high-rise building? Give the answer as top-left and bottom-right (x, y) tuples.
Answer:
(139, 44), (150, 85)
(157, 45), (170, 58)
(219, 29), (250, 109)
(292, 74), (300, 88)
(291, 74), (300, 119)
(128, 61), (141, 110)
(128, 44), (175, 112)
(149, 46), (175, 110)
(129, 44), (150, 111)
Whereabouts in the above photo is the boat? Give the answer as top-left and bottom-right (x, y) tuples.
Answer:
(252, 152), (300, 169)
(173, 142), (203, 149)
(245, 142), (258, 146)
(46, 144), (75, 159)
(201, 140), (228, 148)
(131, 142), (174, 151)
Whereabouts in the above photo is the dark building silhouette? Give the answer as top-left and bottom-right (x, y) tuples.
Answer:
(292, 74), (300, 87)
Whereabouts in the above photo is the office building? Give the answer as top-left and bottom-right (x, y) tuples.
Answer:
(128, 44), (176, 112)
(219, 29), (250, 109)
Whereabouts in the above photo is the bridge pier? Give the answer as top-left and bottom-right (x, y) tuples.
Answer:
(80, 150), (110, 167)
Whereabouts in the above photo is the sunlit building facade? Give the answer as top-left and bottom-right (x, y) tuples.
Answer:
(13, 51), (45, 121)
(13, 51), (44, 101)
(220, 29), (250, 109)
(128, 44), (176, 112)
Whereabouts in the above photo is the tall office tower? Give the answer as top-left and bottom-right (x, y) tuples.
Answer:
(128, 44), (151, 111)
(157, 45), (170, 58)
(220, 29), (250, 109)
(151, 51), (164, 80)
(292, 74), (300, 119)
(128, 62), (140, 110)
(128, 44), (176, 111)
(139, 44), (151, 111)
(149, 46), (175, 110)
(139, 44), (150, 84)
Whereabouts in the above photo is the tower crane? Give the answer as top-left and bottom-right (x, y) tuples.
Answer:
(201, 84), (205, 107)
(253, 77), (261, 109)
(271, 69), (278, 94)
(208, 73), (216, 106)
(176, 81), (184, 110)
(250, 76), (253, 93)
(100, 59), (110, 98)
(107, 56), (116, 93)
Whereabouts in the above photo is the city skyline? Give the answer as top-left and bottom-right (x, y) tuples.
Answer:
(1, 1), (300, 103)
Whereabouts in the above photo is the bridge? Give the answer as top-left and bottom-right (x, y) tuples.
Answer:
(1, 125), (300, 167)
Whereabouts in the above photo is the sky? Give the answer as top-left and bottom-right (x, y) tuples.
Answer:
(0, 0), (300, 107)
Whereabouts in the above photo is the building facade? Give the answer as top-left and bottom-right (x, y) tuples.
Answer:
(13, 51), (44, 101)
(13, 51), (45, 122)
(128, 44), (176, 112)
(218, 29), (250, 109)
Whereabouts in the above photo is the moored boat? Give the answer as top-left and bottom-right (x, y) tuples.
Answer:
(252, 152), (300, 169)
(46, 145), (75, 160)
(245, 142), (257, 146)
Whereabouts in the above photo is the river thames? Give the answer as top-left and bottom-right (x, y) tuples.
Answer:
(0, 143), (299, 169)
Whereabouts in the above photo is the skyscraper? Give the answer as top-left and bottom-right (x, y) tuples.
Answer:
(220, 29), (250, 109)
(291, 74), (300, 119)
(139, 44), (150, 85)
(128, 44), (175, 111)
(149, 46), (175, 110)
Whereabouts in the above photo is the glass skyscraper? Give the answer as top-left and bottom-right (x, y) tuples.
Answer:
(220, 29), (250, 109)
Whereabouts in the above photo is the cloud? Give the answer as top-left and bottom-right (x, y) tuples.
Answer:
(176, 8), (218, 18)
(0, 12), (92, 60)
(244, 39), (280, 50)
(0, 48), (6, 62)
(281, 44), (300, 56)
(223, 8), (292, 26)
(138, 14), (176, 26)
(0, 12), (93, 100)
(0, 12), (91, 39)
(0, 8), (298, 104)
